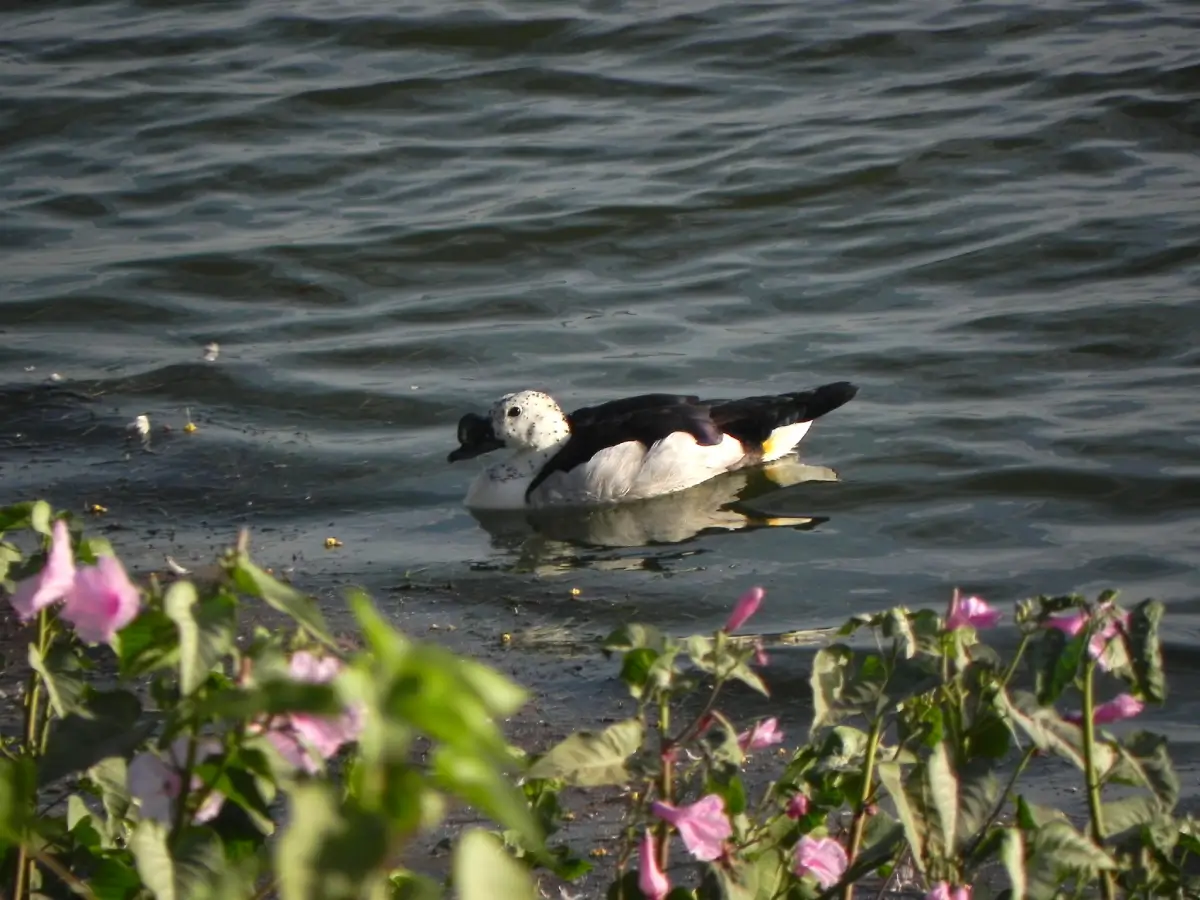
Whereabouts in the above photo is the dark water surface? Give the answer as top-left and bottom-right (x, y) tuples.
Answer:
(3, 1), (1200, 672)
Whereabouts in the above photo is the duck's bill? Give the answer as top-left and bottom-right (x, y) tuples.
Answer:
(448, 412), (504, 462)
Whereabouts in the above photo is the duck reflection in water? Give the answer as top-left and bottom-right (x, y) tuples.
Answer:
(465, 458), (839, 574)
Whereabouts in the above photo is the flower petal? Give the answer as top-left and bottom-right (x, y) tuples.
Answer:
(638, 831), (670, 900)
(793, 835), (848, 889)
(61, 556), (141, 644)
(9, 519), (76, 620)
(724, 587), (764, 633)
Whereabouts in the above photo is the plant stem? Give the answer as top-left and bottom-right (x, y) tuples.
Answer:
(171, 731), (199, 844)
(12, 609), (51, 900)
(30, 846), (99, 900)
(842, 716), (883, 900)
(964, 744), (1036, 861)
(999, 633), (1031, 690)
(657, 691), (672, 872)
(1081, 659), (1116, 900)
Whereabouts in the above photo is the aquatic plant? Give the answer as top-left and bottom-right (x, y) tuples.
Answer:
(0, 500), (1196, 899)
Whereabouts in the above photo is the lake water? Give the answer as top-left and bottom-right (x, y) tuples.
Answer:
(2, 0), (1199, 653)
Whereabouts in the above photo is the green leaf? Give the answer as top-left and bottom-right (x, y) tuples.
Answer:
(88, 756), (132, 847)
(198, 679), (342, 724)
(955, 758), (1000, 843)
(453, 828), (537, 900)
(814, 726), (869, 771)
(194, 760), (275, 835)
(1107, 731), (1179, 809)
(455, 655), (528, 720)
(0, 500), (38, 536)
(276, 782), (389, 900)
(877, 761), (926, 872)
(1032, 819), (1116, 872)
(1102, 795), (1161, 836)
(432, 746), (544, 856)
(1000, 827), (1026, 900)
(115, 608), (180, 678)
(130, 820), (228, 900)
(704, 768), (747, 817)
(89, 856), (143, 900)
(603, 623), (667, 654)
(0, 757), (36, 845)
(1032, 627), (1085, 706)
(996, 689), (1114, 772)
(926, 741), (958, 860)
(1127, 599), (1166, 703)
(377, 643), (525, 760)
(164, 581), (235, 695)
(30, 499), (53, 536)
(28, 640), (88, 717)
(388, 869), (444, 900)
(725, 657), (770, 696)
(882, 606), (918, 659)
(527, 718), (644, 787)
(0, 541), (21, 583)
(809, 645), (853, 735)
(840, 821), (905, 888)
(618, 647), (659, 698)
(130, 819), (177, 900)
(78, 534), (117, 564)
(228, 553), (335, 648)
(713, 847), (788, 900)
(39, 690), (150, 786)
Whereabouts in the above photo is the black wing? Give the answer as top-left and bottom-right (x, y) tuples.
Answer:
(528, 395), (725, 498)
(707, 381), (858, 448)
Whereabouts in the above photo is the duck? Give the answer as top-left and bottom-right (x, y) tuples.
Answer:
(447, 381), (858, 510)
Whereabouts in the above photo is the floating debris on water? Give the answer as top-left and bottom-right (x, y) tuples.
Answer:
(203, 342), (220, 362)
(165, 556), (190, 575)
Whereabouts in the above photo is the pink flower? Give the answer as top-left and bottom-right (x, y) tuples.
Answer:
(785, 793), (810, 819)
(288, 650), (342, 684)
(945, 591), (1001, 631)
(9, 519), (75, 620)
(1066, 693), (1144, 726)
(1044, 607), (1128, 671)
(793, 835), (848, 889)
(926, 884), (971, 900)
(724, 587), (764, 632)
(1044, 609), (1088, 638)
(260, 652), (362, 773)
(128, 737), (224, 824)
(753, 640), (770, 667)
(651, 795), (732, 862)
(638, 830), (670, 900)
(61, 555), (141, 644)
(738, 717), (783, 752)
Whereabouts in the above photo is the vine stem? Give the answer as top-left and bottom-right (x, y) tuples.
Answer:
(30, 847), (100, 900)
(12, 608), (51, 900)
(1081, 658), (1116, 900)
(841, 716), (883, 900)
(656, 690), (672, 872)
(171, 731), (199, 845)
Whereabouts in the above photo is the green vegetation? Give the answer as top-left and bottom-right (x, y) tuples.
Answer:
(0, 500), (1195, 899)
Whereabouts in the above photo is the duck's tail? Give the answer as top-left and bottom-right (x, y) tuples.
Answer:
(710, 381), (858, 459)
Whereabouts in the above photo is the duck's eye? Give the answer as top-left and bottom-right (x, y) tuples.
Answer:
(507, 406), (521, 418)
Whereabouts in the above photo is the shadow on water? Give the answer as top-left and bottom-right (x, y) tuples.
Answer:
(466, 459), (840, 574)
